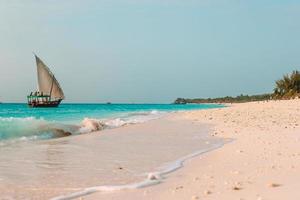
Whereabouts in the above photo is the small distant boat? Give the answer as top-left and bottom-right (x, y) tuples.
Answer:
(27, 54), (65, 108)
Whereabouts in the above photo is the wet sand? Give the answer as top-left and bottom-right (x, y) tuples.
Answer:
(0, 114), (223, 200)
(84, 99), (300, 200)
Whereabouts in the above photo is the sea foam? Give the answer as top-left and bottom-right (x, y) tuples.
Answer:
(51, 143), (225, 200)
(0, 110), (166, 143)
(78, 110), (165, 133)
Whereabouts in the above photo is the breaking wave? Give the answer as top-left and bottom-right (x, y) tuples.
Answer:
(0, 110), (166, 143)
(79, 110), (166, 133)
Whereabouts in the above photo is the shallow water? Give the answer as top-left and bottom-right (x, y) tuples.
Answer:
(0, 103), (223, 141)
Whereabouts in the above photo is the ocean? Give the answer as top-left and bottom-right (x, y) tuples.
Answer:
(0, 103), (223, 142)
(0, 103), (225, 199)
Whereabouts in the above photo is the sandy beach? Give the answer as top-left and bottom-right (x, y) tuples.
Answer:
(82, 99), (300, 200)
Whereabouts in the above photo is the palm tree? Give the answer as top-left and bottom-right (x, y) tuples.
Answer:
(274, 79), (284, 96)
(273, 70), (300, 99)
(290, 70), (300, 93)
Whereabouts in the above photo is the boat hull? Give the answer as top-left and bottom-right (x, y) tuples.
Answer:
(28, 99), (62, 108)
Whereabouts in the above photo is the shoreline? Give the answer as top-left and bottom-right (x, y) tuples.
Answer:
(0, 108), (224, 200)
(50, 112), (227, 200)
(83, 99), (300, 200)
(46, 108), (226, 200)
(52, 141), (226, 200)
(0, 103), (223, 142)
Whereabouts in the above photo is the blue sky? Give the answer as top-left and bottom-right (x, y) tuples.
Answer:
(0, 0), (299, 103)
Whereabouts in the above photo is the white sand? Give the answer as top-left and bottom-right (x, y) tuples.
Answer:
(83, 99), (300, 200)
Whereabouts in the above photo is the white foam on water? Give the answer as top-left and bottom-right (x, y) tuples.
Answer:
(51, 143), (225, 200)
(0, 110), (166, 143)
(79, 118), (106, 133)
(78, 110), (166, 133)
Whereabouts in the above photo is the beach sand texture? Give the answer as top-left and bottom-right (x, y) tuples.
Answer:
(84, 99), (300, 200)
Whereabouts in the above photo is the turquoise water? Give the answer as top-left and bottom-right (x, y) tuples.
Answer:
(0, 103), (223, 141)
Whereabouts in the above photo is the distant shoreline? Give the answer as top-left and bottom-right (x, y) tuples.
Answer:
(174, 93), (272, 104)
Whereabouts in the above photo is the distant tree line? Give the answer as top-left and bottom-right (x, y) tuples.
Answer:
(174, 70), (299, 104)
(174, 94), (272, 104)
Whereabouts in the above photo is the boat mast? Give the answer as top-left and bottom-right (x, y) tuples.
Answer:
(49, 75), (55, 99)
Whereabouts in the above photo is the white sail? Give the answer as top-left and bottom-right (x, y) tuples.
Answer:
(35, 55), (65, 99)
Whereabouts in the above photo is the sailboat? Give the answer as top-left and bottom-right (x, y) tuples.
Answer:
(27, 55), (65, 107)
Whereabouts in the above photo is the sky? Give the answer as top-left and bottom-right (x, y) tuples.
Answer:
(0, 0), (299, 103)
